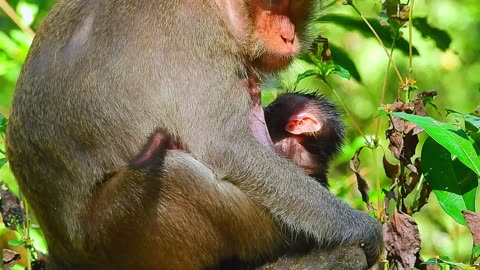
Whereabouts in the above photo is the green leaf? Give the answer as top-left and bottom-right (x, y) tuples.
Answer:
(422, 137), (478, 225)
(464, 114), (480, 130)
(8, 239), (24, 247)
(0, 159), (7, 169)
(392, 112), (480, 176)
(445, 111), (480, 148)
(330, 65), (351, 80)
(319, 14), (419, 56)
(294, 69), (320, 86)
(472, 244), (480, 259)
(423, 255), (467, 267)
(446, 110), (480, 130)
(433, 190), (476, 225)
(0, 114), (7, 135)
(329, 44), (361, 82)
(0, 32), (18, 56)
(299, 51), (322, 67)
(10, 30), (33, 51)
(0, 164), (20, 196)
(30, 227), (48, 254)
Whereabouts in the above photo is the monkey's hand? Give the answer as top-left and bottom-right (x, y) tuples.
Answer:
(349, 212), (384, 268)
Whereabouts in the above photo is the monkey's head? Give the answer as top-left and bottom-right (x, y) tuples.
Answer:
(216, 0), (318, 71)
(264, 93), (322, 143)
(264, 93), (344, 160)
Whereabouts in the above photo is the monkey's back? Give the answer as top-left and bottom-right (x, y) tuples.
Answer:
(6, 0), (243, 266)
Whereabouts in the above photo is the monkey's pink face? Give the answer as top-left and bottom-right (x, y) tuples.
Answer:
(216, 0), (311, 70)
(251, 0), (304, 70)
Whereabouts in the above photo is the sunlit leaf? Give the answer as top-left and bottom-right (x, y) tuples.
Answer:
(329, 44), (361, 81)
(472, 244), (480, 263)
(0, 158), (7, 168)
(0, 32), (18, 55)
(392, 112), (480, 176)
(30, 227), (48, 254)
(10, 30), (33, 50)
(0, 164), (20, 197)
(0, 114), (7, 134)
(17, 1), (39, 27)
(7, 239), (24, 247)
(319, 14), (419, 56)
(294, 69), (320, 86)
(330, 65), (351, 80)
(423, 256), (467, 267)
(464, 114), (480, 129)
(422, 137), (478, 225)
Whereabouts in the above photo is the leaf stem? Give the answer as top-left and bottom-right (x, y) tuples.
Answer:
(347, 1), (405, 86)
(0, 0), (35, 38)
(375, 43), (397, 142)
(324, 79), (368, 142)
(408, 0), (415, 79)
(371, 148), (382, 219)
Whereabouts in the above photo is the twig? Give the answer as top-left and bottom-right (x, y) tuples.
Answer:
(0, 0), (35, 38)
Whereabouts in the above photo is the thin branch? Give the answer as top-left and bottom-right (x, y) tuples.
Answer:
(324, 80), (368, 141)
(348, 2), (405, 87)
(408, 0), (415, 79)
(0, 0), (35, 38)
(371, 148), (382, 219)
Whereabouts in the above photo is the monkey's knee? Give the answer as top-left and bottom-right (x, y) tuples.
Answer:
(258, 245), (369, 270)
(157, 151), (286, 264)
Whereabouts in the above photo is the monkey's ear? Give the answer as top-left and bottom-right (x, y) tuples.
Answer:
(285, 113), (321, 135)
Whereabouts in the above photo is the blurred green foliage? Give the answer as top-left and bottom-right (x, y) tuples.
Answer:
(265, 0), (480, 265)
(0, 0), (480, 267)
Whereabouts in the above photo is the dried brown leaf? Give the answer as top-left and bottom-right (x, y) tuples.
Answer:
(403, 133), (419, 163)
(405, 171), (419, 194)
(392, 116), (406, 133)
(387, 131), (404, 161)
(403, 122), (417, 135)
(391, 98), (412, 113)
(384, 211), (421, 270)
(415, 183), (431, 212)
(406, 164), (418, 175)
(417, 90), (437, 99)
(0, 183), (24, 230)
(349, 147), (372, 208)
(406, 159), (422, 194)
(383, 156), (400, 180)
(413, 98), (428, 117)
(3, 249), (21, 269)
(463, 210), (480, 245)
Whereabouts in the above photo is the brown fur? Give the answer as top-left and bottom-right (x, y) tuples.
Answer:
(6, 0), (382, 269)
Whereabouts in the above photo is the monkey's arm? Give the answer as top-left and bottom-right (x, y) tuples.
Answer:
(172, 76), (382, 266)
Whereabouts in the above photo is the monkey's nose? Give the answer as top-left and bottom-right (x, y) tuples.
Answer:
(281, 34), (295, 45)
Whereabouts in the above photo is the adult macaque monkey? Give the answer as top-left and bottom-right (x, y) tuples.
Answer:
(7, 0), (383, 269)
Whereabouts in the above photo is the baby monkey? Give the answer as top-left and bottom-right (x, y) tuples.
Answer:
(141, 92), (345, 188)
(264, 93), (344, 187)
(126, 92), (348, 268)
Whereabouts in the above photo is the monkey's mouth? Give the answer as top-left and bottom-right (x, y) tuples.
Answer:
(256, 53), (296, 71)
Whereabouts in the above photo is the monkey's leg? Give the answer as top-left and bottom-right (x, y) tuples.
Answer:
(259, 245), (369, 270)
(79, 150), (284, 270)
